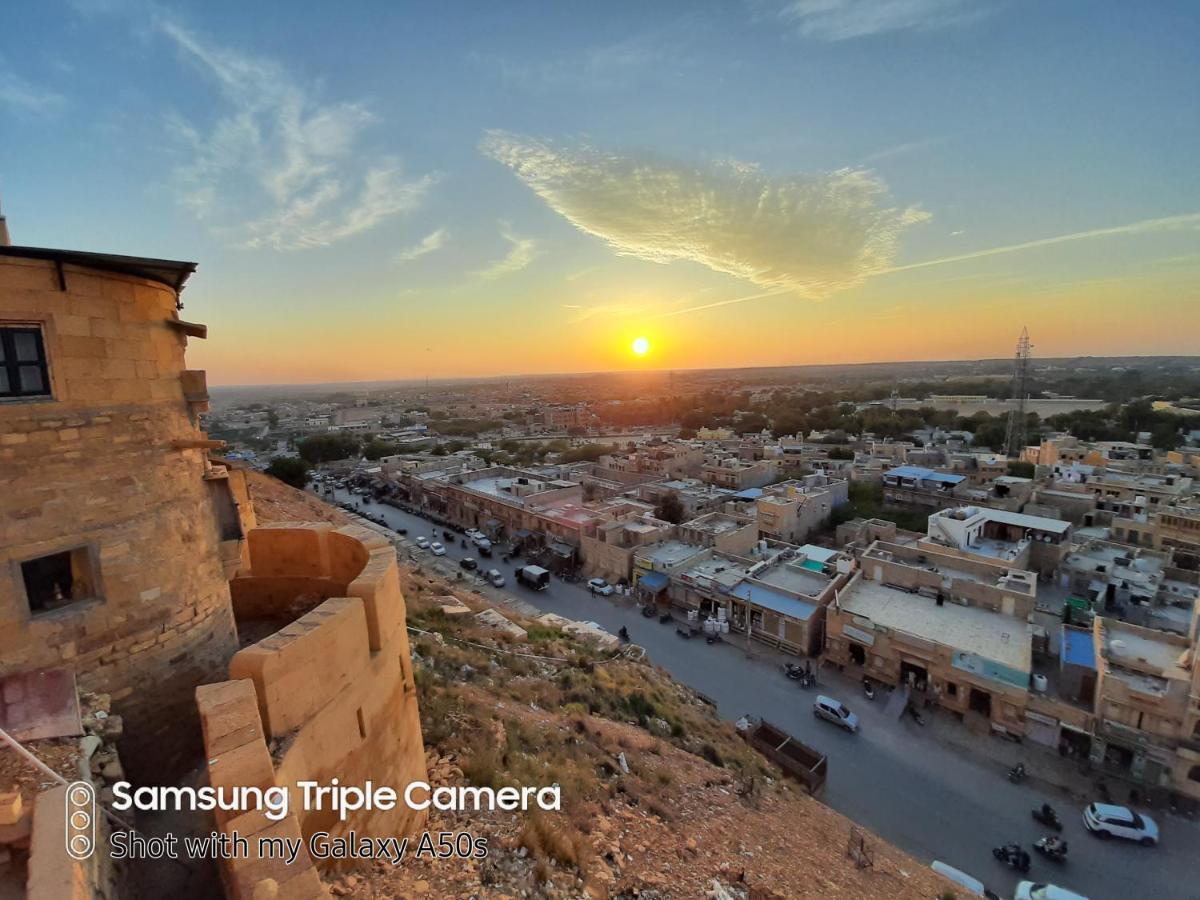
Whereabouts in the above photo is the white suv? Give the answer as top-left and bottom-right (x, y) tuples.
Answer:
(1082, 802), (1158, 846)
(1015, 882), (1089, 900)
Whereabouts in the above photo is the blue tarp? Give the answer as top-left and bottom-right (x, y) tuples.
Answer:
(1061, 628), (1097, 670)
(638, 570), (669, 592)
(885, 465), (965, 485)
(730, 581), (817, 622)
(732, 487), (764, 499)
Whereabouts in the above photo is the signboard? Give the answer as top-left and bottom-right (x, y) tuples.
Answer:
(842, 624), (876, 647)
(951, 651), (1029, 690)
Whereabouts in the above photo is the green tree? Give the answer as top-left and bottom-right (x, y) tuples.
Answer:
(1006, 460), (1036, 478)
(654, 494), (685, 524)
(362, 438), (399, 460)
(297, 433), (360, 463)
(265, 456), (310, 489)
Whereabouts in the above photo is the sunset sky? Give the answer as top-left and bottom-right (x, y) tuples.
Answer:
(3, 1), (1198, 385)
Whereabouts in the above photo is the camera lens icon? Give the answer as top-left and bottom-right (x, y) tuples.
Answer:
(64, 781), (96, 860)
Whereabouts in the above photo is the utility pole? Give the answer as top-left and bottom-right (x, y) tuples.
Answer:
(1003, 327), (1032, 458)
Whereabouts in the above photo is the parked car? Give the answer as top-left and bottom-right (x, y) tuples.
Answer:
(465, 529), (482, 540)
(1014, 881), (1089, 900)
(396, 527), (407, 535)
(430, 542), (446, 556)
(415, 536), (430, 549)
(487, 569), (506, 587)
(812, 695), (859, 733)
(930, 861), (997, 899)
(587, 578), (614, 596)
(1083, 802), (1158, 845)
(473, 536), (492, 550)
(459, 557), (478, 571)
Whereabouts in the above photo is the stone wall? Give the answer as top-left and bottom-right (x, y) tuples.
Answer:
(0, 255), (239, 780)
(198, 523), (426, 897)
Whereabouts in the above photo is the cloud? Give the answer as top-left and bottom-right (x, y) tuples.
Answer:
(477, 222), (540, 280)
(157, 19), (435, 250)
(396, 227), (449, 264)
(883, 212), (1200, 274)
(0, 63), (66, 116)
(753, 0), (992, 41)
(482, 130), (928, 296)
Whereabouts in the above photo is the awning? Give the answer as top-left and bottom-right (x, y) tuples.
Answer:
(514, 529), (533, 539)
(638, 571), (669, 593)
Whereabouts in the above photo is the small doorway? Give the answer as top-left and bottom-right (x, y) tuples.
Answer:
(968, 687), (992, 718)
(848, 643), (866, 666)
(901, 660), (929, 692)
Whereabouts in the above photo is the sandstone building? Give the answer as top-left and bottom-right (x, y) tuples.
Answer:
(0, 241), (240, 777)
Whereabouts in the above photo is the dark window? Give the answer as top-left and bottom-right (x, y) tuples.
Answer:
(0, 326), (52, 399)
(20, 548), (98, 615)
(945, 682), (958, 697)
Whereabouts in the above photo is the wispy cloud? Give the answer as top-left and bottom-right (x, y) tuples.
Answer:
(0, 63), (66, 116)
(482, 130), (928, 297)
(883, 212), (1200, 274)
(156, 18), (436, 250)
(753, 0), (993, 41)
(477, 222), (540, 280)
(396, 227), (449, 264)
(862, 137), (943, 164)
(660, 210), (1200, 318)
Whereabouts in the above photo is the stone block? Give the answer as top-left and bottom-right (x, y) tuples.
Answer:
(0, 793), (22, 826)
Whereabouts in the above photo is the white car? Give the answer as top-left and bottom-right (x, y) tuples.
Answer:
(487, 569), (506, 587)
(415, 536), (430, 549)
(430, 542), (446, 556)
(813, 695), (859, 733)
(587, 578), (614, 596)
(465, 529), (482, 540)
(1015, 881), (1089, 900)
(473, 535), (492, 550)
(1083, 802), (1158, 845)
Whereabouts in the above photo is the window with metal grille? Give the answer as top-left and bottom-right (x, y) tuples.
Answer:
(0, 326), (51, 398)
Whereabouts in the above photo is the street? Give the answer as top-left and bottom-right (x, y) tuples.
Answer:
(334, 488), (1200, 900)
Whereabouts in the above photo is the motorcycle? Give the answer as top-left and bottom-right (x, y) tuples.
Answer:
(992, 844), (1031, 873)
(1032, 804), (1063, 831)
(676, 627), (692, 640)
(784, 663), (805, 681)
(659, 612), (672, 624)
(705, 632), (723, 645)
(1008, 763), (1027, 784)
(618, 626), (630, 642)
(641, 604), (657, 618)
(863, 678), (876, 701)
(1033, 836), (1068, 863)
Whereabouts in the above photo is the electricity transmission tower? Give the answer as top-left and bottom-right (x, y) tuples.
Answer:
(1003, 327), (1032, 458)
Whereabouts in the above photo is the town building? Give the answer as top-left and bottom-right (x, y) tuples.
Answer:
(922, 505), (1072, 575)
(1092, 616), (1200, 802)
(826, 542), (1036, 735)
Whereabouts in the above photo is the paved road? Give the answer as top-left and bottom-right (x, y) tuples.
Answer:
(334, 488), (1200, 900)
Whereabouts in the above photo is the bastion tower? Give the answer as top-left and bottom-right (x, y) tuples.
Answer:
(0, 220), (242, 779)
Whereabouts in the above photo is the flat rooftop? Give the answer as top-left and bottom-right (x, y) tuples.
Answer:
(1103, 625), (1188, 672)
(840, 578), (1031, 672)
(685, 513), (749, 534)
(637, 540), (704, 567)
(757, 562), (832, 598)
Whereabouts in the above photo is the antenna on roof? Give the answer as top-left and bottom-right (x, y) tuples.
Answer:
(0, 192), (10, 247)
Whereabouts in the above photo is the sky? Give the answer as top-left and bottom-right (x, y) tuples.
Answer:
(2, 0), (1198, 385)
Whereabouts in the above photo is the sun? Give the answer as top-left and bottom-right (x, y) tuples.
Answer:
(631, 336), (650, 356)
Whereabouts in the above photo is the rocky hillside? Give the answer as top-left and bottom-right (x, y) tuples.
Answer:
(241, 467), (353, 526)
(325, 571), (955, 899)
(244, 474), (954, 899)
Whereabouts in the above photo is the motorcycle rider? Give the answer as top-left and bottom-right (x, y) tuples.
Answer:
(1040, 802), (1057, 822)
